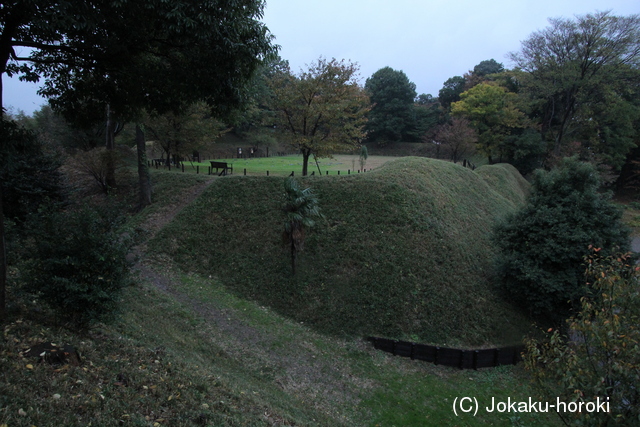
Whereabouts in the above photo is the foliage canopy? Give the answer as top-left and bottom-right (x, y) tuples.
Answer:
(494, 158), (629, 319)
(451, 82), (526, 163)
(509, 11), (640, 173)
(524, 250), (640, 426)
(268, 57), (370, 176)
(2, 0), (275, 122)
(364, 67), (417, 143)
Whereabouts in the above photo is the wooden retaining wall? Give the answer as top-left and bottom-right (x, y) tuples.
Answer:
(367, 337), (524, 370)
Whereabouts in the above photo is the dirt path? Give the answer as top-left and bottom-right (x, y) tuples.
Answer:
(131, 176), (371, 421)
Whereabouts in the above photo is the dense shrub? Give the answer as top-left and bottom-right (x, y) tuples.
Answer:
(0, 117), (66, 222)
(524, 250), (640, 425)
(494, 158), (629, 319)
(23, 203), (133, 327)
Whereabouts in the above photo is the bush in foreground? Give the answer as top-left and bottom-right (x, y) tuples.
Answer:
(23, 202), (133, 327)
(494, 158), (629, 319)
(524, 250), (640, 426)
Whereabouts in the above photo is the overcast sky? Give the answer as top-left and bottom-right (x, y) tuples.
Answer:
(3, 0), (640, 116)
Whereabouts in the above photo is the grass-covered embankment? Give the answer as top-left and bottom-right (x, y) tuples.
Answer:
(0, 161), (561, 426)
(149, 157), (531, 346)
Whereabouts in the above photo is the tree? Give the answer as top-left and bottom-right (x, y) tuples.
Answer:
(2, 0), (273, 192)
(31, 105), (103, 153)
(524, 250), (640, 426)
(500, 128), (547, 176)
(451, 82), (526, 163)
(359, 145), (368, 172)
(282, 177), (322, 275)
(364, 67), (417, 143)
(494, 158), (629, 319)
(509, 11), (640, 172)
(464, 59), (506, 90)
(415, 93), (435, 105)
(227, 55), (286, 145)
(438, 76), (466, 110)
(0, 0), (274, 318)
(269, 57), (370, 176)
(434, 117), (477, 163)
(145, 102), (227, 166)
(413, 94), (443, 141)
(472, 59), (505, 77)
(0, 110), (66, 222)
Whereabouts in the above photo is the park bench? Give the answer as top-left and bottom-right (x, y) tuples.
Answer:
(210, 161), (233, 176)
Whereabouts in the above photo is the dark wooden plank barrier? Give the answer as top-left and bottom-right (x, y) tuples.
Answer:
(368, 337), (524, 370)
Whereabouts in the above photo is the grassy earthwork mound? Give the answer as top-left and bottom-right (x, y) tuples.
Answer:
(149, 157), (531, 346)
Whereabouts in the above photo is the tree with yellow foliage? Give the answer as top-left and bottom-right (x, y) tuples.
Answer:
(269, 57), (371, 176)
(451, 82), (526, 164)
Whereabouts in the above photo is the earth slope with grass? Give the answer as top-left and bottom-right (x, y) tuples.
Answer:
(1, 161), (562, 427)
(149, 157), (531, 346)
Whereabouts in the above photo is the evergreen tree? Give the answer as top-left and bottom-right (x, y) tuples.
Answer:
(365, 67), (417, 143)
(494, 158), (629, 319)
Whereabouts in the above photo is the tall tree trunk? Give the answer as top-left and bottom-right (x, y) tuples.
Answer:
(0, 78), (6, 321)
(302, 150), (310, 176)
(105, 104), (117, 191)
(136, 124), (152, 209)
(0, 177), (5, 321)
(290, 241), (297, 276)
(1, 11), (24, 321)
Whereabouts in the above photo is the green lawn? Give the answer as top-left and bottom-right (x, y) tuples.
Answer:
(153, 154), (395, 176)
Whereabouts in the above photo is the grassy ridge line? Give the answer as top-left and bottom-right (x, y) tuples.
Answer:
(149, 157), (531, 346)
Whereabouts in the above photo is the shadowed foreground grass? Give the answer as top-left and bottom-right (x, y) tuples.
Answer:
(0, 268), (559, 426)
